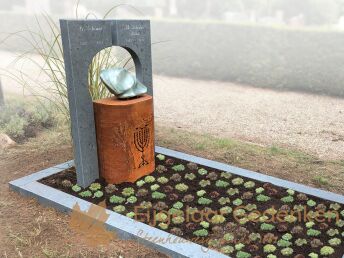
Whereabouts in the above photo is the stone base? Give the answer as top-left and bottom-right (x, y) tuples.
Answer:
(93, 94), (155, 184)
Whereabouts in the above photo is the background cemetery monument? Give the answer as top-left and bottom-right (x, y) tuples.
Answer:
(60, 19), (154, 187)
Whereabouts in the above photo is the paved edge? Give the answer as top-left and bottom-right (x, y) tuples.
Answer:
(8, 146), (344, 258)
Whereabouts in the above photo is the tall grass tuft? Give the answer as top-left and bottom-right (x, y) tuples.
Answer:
(0, 5), (136, 120)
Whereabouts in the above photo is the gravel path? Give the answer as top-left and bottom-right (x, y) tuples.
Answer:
(1, 50), (343, 160)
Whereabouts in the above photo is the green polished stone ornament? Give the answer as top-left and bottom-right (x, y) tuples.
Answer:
(100, 68), (147, 99)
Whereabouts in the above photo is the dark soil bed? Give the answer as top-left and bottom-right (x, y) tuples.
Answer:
(40, 153), (344, 258)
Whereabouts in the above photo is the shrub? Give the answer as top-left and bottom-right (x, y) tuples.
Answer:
(211, 215), (226, 224)
(113, 205), (125, 213)
(72, 185), (81, 192)
(144, 176), (155, 183)
(216, 180), (230, 188)
(232, 177), (244, 185)
(93, 191), (103, 198)
(126, 196), (137, 204)
(157, 177), (169, 184)
(89, 183), (101, 191)
(152, 191), (166, 199)
(110, 195), (125, 204)
(320, 246), (335, 255)
(198, 197), (212, 205)
(136, 180), (145, 187)
(122, 187), (135, 197)
(79, 190), (92, 197)
(281, 247), (293, 256)
(172, 164), (185, 172)
(185, 173), (196, 180)
(173, 201), (183, 210)
(150, 184), (160, 191)
(198, 168), (208, 175)
(263, 244), (276, 253)
(199, 180), (211, 187)
(175, 183), (189, 192)
(156, 154), (165, 161)
(193, 229), (208, 237)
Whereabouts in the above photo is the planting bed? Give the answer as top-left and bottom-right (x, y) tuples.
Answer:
(39, 153), (344, 258)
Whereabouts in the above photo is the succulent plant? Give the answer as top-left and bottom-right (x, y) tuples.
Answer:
(218, 197), (231, 205)
(152, 191), (166, 199)
(122, 187), (135, 197)
(186, 162), (198, 170)
(156, 165), (167, 173)
(110, 195), (126, 204)
(282, 233), (292, 241)
(200, 221), (210, 229)
(320, 246), (335, 255)
(105, 184), (118, 194)
(175, 183), (188, 192)
(79, 190), (92, 197)
(113, 205), (125, 213)
(140, 201), (152, 209)
(215, 180), (230, 188)
(328, 237), (341, 246)
(210, 191), (220, 198)
(281, 196), (294, 203)
(170, 227), (183, 236)
(291, 226), (303, 234)
(220, 206), (233, 214)
(305, 221), (315, 228)
(198, 197), (213, 205)
(136, 180), (146, 187)
(296, 193), (308, 201)
(232, 177), (244, 185)
(173, 201), (183, 210)
(144, 175), (155, 183)
(211, 214), (226, 224)
(255, 187), (265, 194)
(93, 190), (103, 198)
(295, 238), (307, 246)
(283, 215), (296, 223)
(184, 173), (196, 180)
(248, 233), (261, 242)
(206, 171), (218, 181)
(263, 244), (276, 253)
(256, 194), (270, 202)
(335, 219), (344, 227)
(267, 255), (277, 258)
(182, 194), (194, 203)
(72, 185), (82, 192)
(221, 172), (232, 179)
(172, 164), (185, 172)
(172, 216), (185, 224)
(307, 229), (321, 237)
(163, 185), (173, 193)
(170, 173), (182, 182)
(199, 179), (211, 187)
(307, 199), (316, 207)
(165, 158), (175, 165)
(235, 243), (245, 250)
(193, 229), (208, 237)
(308, 253), (318, 258)
(293, 204), (305, 212)
(156, 154), (165, 161)
(62, 179), (73, 188)
(277, 239), (292, 248)
(136, 188), (148, 197)
(150, 184), (160, 191)
(330, 203), (341, 210)
(89, 183), (101, 191)
(169, 208), (184, 216)
(310, 239), (323, 248)
(126, 196), (137, 204)
(244, 181), (255, 189)
(157, 177), (169, 184)
(168, 193), (179, 201)
(281, 247), (293, 256)
(233, 198), (243, 206)
(326, 228), (339, 236)
(153, 201), (168, 211)
(236, 251), (251, 258)
(227, 188), (239, 196)
(126, 212), (136, 218)
(220, 245), (234, 254)
(158, 222), (168, 230)
(286, 189), (295, 195)
(198, 168), (208, 176)
(260, 223), (275, 231)
(263, 233), (277, 244)
(155, 212), (168, 222)
(242, 191), (253, 200)
(196, 190), (206, 197)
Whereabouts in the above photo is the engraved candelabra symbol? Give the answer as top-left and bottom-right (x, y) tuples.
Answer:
(134, 124), (150, 167)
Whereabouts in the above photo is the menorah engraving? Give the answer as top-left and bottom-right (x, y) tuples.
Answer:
(134, 124), (150, 168)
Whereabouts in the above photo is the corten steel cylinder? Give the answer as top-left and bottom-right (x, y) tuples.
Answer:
(93, 94), (155, 184)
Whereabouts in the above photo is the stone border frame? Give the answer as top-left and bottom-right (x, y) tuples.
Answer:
(9, 146), (344, 258)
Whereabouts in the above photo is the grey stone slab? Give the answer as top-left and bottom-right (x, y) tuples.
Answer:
(60, 20), (153, 187)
